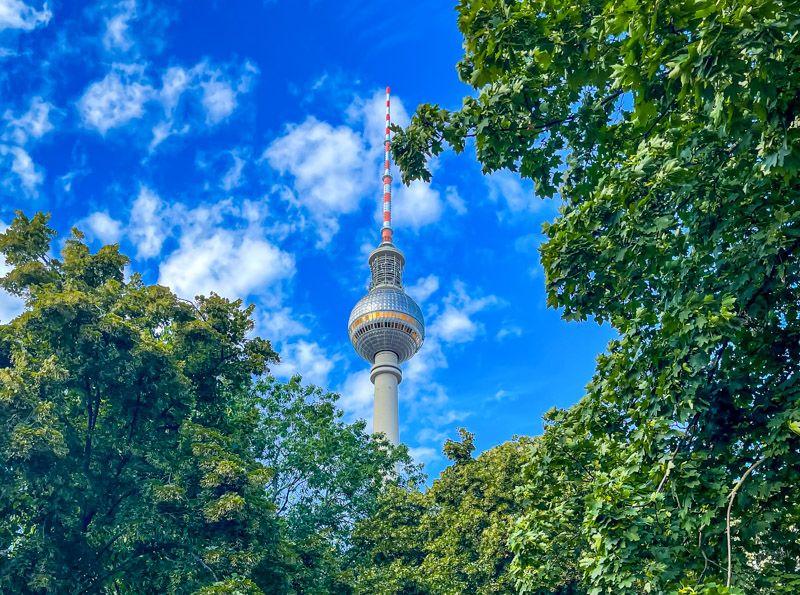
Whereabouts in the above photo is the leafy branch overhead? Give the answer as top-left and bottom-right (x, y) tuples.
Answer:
(393, 0), (800, 196)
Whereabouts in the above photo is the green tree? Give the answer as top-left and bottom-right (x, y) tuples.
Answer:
(353, 429), (533, 594)
(257, 376), (422, 594)
(393, 0), (800, 592)
(0, 212), (285, 593)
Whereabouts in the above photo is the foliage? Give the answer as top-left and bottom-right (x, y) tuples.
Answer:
(393, 0), (800, 593)
(0, 212), (284, 593)
(508, 408), (595, 594)
(256, 376), (422, 594)
(352, 429), (534, 594)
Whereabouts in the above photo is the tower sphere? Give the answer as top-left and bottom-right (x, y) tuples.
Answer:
(348, 242), (425, 364)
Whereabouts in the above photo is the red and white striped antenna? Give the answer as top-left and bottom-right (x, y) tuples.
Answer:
(381, 86), (393, 244)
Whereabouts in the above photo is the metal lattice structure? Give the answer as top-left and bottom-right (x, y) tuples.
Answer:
(370, 247), (403, 288)
(348, 87), (425, 365)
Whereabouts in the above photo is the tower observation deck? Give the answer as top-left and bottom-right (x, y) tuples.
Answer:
(347, 87), (425, 446)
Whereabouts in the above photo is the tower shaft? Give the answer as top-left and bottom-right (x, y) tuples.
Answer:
(370, 350), (401, 445)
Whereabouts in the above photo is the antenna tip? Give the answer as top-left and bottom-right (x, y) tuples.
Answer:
(386, 86), (391, 94)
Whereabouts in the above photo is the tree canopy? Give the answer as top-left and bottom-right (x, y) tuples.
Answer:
(0, 212), (282, 592)
(258, 376), (422, 593)
(352, 429), (533, 594)
(392, 0), (800, 593)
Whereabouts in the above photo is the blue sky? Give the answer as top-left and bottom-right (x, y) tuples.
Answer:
(0, 0), (615, 477)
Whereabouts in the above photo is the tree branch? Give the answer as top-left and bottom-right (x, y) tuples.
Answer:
(726, 456), (766, 588)
(641, 96), (677, 141)
(190, 552), (219, 582)
(655, 410), (702, 495)
(655, 338), (729, 496)
(81, 381), (101, 532)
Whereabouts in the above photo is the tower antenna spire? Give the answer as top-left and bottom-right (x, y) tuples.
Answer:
(381, 86), (393, 244)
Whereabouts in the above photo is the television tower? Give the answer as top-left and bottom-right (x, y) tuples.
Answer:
(348, 87), (425, 446)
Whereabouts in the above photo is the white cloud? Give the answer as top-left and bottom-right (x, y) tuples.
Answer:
(0, 96), (53, 195)
(429, 281), (498, 344)
(406, 274), (439, 303)
(152, 197), (294, 300)
(123, 186), (295, 304)
(513, 233), (546, 280)
(103, 0), (136, 52)
(198, 60), (256, 125)
(433, 308), (477, 343)
(201, 78), (236, 124)
(492, 389), (518, 402)
(404, 338), (448, 384)
(266, 89), (451, 245)
(393, 282), (497, 453)
(514, 232), (543, 253)
(0, 0), (51, 31)
(221, 151), (245, 191)
(0, 221), (24, 323)
(415, 427), (448, 444)
(3, 96), (54, 145)
(310, 73), (328, 91)
(258, 307), (309, 343)
(496, 325), (522, 341)
(0, 286), (23, 322)
(392, 180), (443, 230)
(0, 144), (42, 192)
(445, 185), (467, 215)
(128, 186), (167, 258)
(95, 0), (175, 60)
(348, 88), (411, 151)
(159, 229), (294, 300)
(273, 340), (336, 387)
(148, 120), (172, 150)
(265, 117), (368, 215)
(430, 409), (472, 426)
(338, 369), (373, 424)
(408, 446), (440, 466)
(82, 211), (123, 244)
(396, 337), (459, 448)
(486, 169), (546, 215)
(153, 61), (256, 145)
(239, 197), (268, 224)
(159, 66), (191, 111)
(78, 60), (257, 142)
(77, 67), (154, 134)
(59, 168), (86, 194)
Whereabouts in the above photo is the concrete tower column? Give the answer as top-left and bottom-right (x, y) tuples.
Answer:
(370, 350), (402, 445)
